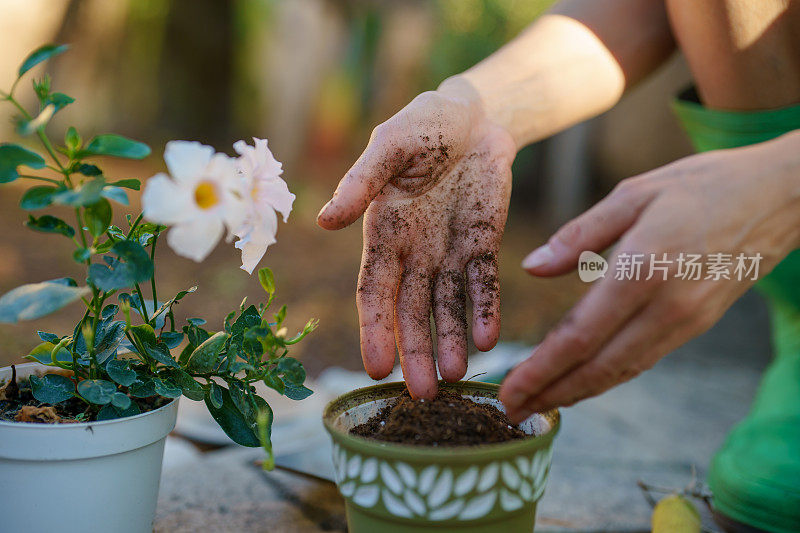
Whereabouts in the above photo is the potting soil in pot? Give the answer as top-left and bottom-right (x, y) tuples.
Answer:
(351, 389), (526, 446)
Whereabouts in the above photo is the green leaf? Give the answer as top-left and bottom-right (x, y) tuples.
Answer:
(93, 320), (126, 364)
(88, 240), (153, 291)
(45, 92), (74, 113)
(284, 384), (313, 401)
(25, 214), (75, 237)
(77, 379), (117, 405)
(257, 404), (275, 470)
(0, 280), (89, 323)
(73, 247), (92, 263)
(100, 186), (128, 205)
(111, 392), (131, 410)
(274, 305), (287, 326)
(168, 368), (205, 401)
(52, 176), (105, 206)
(65, 127), (81, 152)
(96, 400), (140, 421)
(277, 357), (306, 385)
(80, 134), (150, 160)
(75, 163), (101, 176)
(106, 359), (137, 386)
(85, 198), (112, 237)
(185, 331), (228, 373)
(208, 382), (223, 409)
(129, 378), (156, 398)
(263, 372), (285, 395)
(161, 331), (184, 349)
(129, 324), (178, 367)
(108, 178), (140, 190)
(0, 144), (46, 183)
(25, 341), (71, 364)
(18, 44), (68, 77)
(204, 385), (260, 447)
(19, 185), (58, 210)
(258, 267), (275, 294)
(29, 374), (74, 404)
(37, 331), (59, 343)
(229, 382), (256, 425)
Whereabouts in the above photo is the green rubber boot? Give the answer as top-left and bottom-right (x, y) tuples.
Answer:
(673, 88), (800, 532)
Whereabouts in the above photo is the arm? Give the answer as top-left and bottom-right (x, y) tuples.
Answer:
(452, 0), (676, 148)
(317, 0), (676, 399)
(501, 130), (800, 421)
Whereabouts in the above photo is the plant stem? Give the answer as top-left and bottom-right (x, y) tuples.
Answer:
(150, 233), (159, 312)
(18, 175), (60, 184)
(126, 213), (144, 238)
(134, 283), (150, 322)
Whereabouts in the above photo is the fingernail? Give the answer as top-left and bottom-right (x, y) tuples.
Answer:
(522, 244), (554, 270)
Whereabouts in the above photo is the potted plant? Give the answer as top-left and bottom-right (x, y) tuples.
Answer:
(0, 44), (316, 533)
(323, 381), (560, 533)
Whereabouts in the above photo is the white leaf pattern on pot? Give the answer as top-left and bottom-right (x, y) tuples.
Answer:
(347, 454), (362, 479)
(454, 466), (479, 496)
(429, 498), (465, 521)
(396, 462), (417, 488)
(360, 458), (378, 483)
(501, 462), (521, 489)
(353, 484), (380, 507)
(519, 480), (533, 502)
(477, 462), (499, 492)
(340, 481), (356, 497)
(382, 490), (413, 518)
(458, 491), (497, 520)
(418, 465), (438, 495)
(380, 462), (403, 494)
(403, 489), (426, 516)
(515, 455), (530, 477)
(500, 488), (523, 511)
(331, 441), (556, 521)
(427, 468), (453, 508)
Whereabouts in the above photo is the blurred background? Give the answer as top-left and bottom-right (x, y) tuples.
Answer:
(5, 2), (779, 528)
(0, 0), (695, 376)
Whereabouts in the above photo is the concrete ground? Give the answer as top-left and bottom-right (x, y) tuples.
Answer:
(157, 290), (773, 532)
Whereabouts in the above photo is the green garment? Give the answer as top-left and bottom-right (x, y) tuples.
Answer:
(672, 87), (800, 532)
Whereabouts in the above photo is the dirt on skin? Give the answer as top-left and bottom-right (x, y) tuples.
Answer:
(351, 389), (526, 446)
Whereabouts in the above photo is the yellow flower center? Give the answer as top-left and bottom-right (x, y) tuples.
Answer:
(194, 181), (219, 210)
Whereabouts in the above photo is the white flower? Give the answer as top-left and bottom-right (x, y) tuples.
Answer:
(232, 138), (295, 274)
(142, 141), (244, 262)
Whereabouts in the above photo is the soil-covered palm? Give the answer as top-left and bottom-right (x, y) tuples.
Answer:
(318, 88), (516, 399)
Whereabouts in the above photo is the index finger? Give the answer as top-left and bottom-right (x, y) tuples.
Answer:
(317, 125), (405, 230)
(498, 270), (656, 413)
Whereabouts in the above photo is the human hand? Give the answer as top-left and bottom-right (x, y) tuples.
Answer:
(317, 79), (516, 399)
(500, 132), (800, 422)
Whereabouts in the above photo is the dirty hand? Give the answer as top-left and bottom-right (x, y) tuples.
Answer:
(500, 132), (800, 423)
(317, 80), (516, 399)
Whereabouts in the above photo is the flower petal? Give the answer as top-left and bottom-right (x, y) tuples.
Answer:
(235, 210), (278, 274)
(164, 141), (214, 184)
(256, 178), (295, 222)
(166, 216), (223, 262)
(142, 173), (194, 224)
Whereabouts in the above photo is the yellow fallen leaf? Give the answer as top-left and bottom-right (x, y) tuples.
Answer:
(652, 494), (701, 533)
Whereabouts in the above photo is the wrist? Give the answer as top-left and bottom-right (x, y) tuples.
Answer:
(437, 74), (519, 149)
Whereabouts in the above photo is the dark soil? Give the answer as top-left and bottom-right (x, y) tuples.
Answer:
(351, 390), (526, 446)
(0, 367), (167, 423)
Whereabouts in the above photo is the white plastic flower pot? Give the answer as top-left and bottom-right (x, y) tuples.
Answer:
(0, 363), (178, 533)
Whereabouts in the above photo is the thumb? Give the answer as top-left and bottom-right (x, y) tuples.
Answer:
(522, 177), (658, 276)
(317, 125), (404, 230)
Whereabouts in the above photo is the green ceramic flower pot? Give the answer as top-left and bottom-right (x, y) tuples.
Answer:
(322, 381), (560, 533)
